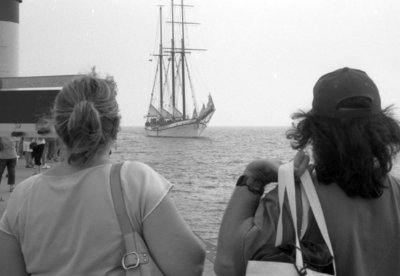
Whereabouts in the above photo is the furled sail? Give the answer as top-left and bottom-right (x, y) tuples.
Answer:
(198, 104), (206, 117)
(173, 107), (183, 119)
(147, 104), (161, 117)
(161, 108), (173, 118)
(192, 108), (198, 119)
(207, 95), (215, 110)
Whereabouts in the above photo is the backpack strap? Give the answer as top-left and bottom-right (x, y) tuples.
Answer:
(275, 162), (336, 274)
(275, 176), (310, 246)
(300, 170), (336, 274)
(110, 163), (149, 274)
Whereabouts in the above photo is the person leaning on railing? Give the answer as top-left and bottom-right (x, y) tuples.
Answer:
(215, 67), (400, 276)
(0, 73), (205, 276)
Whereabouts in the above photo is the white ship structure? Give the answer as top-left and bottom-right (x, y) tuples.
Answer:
(144, 0), (215, 137)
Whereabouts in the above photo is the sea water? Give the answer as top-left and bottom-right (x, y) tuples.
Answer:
(111, 126), (400, 246)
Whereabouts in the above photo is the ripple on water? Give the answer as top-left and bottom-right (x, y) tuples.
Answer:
(113, 127), (327, 246)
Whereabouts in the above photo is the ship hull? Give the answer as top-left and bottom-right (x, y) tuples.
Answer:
(145, 119), (208, 138)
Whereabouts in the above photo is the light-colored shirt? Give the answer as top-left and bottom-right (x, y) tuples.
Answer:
(0, 161), (172, 276)
(23, 140), (33, 153)
(36, 138), (46, 145)
(0, 137), (17, 159)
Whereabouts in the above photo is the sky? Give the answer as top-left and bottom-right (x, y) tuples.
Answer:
(18, 0), (400, 127)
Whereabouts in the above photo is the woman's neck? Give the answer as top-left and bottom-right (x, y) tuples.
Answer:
(44, 151), (112, 176)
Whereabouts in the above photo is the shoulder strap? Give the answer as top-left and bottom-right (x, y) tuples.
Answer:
(110, 163), (148, 274)
(110, 163), (134, 237)
(275, 162), (336, 274)
(301, 169), (337, 275)
(275, 169), (310, 246)
(300, 184), (310, 239)
(300, 172), (335, 258)
(279, 162), (303, 268)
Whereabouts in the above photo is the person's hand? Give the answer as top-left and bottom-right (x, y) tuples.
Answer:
(293, 150), (311, 179)
(242, 150), (312, 187)
(243, 158), (282, 186)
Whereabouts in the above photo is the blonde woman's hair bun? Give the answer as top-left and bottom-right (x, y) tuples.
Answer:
(54, 73), (120, 165)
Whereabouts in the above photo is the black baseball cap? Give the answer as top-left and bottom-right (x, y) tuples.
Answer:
(312, 67), (381, 118)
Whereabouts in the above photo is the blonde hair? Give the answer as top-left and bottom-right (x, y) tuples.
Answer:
(54, 75), (120, 165)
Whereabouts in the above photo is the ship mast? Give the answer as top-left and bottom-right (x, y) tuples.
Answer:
(167, 0), (203, 120)
(158, 6), (164, 111)
(180, 0), (186, 119)
(171, 0), (176, 113)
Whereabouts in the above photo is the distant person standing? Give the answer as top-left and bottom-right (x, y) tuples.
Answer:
(32, 137), (45, 175)
(0, 137), (18, 192)
(45, 138), (57, 162)
(22, 138), (33, 168)
(41, 139), (51, 169)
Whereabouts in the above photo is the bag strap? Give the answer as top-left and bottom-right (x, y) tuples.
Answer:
(110, 163), (149, 275)
(300, 170), (336, 273)
(279, 162), (303, 268)
(275, 167), (285, 246)
(275, 178), (309, 246)
(299, 184), (310, 239)
(275, 162), (336, 274)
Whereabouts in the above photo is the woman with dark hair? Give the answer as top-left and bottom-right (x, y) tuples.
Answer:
(215, 67), (400, 276)
(287, 100), (400, 199)
(0, 74), (205, 275)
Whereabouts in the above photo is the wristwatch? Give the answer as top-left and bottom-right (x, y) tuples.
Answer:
(236, 175), (265, 195)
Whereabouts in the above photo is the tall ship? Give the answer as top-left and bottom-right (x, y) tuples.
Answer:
(144, 0), (215, 137)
